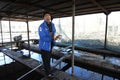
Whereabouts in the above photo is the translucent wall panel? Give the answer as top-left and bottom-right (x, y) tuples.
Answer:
(53, 17), (72, 43)
(29, 20), (43, 39)
(11, 21), (27, 41)
(74, 13), (106, 48)
(53, 13), (106, 48)
(1, 21), (10, 42)
(107, 12), (120, 52)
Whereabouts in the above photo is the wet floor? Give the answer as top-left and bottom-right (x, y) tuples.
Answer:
(0, 47), (120, 80)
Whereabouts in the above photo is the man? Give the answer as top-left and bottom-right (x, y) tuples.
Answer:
(38, 12), (59, 76)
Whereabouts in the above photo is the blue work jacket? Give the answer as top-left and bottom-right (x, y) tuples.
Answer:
(38, 21), (56, 51)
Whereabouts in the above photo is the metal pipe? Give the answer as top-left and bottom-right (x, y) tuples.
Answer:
(103, 12), (110, 64)
(26, 16), (30, 57)
(52, 53), (71, 68)
(17, 63), (42, 80)
(101, 75), (104, 80)
(104, 14), (108, 49)
(58, 18), (62, 34)
(9, 17), (12, 50)
(3, 54), (6, 64)
(0, 20), (3, 46)
(0, 20), (6, 64)
(56, 42), (120, 58)
(72, 0), (75, 76)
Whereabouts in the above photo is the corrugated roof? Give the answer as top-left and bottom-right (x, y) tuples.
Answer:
(0, 0), (120, 21)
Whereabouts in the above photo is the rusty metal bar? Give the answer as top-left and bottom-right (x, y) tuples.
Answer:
(72, 0), (75, 76)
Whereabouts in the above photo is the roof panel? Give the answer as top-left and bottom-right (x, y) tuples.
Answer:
(0, 0), (120, 21)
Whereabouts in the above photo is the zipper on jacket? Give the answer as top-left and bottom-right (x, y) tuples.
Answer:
(42, 42), (45, 48)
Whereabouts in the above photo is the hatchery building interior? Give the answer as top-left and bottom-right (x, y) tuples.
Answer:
(0, 0), (120, 80)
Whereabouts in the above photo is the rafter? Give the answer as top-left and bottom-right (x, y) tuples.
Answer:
(27, 0), (71, 14)
(0, 0), (69, 15)
(91, 0), (108, 14)
(46, 0), (71, 8)
(0, 10), (41, 18)
(0, 3), (9, 10)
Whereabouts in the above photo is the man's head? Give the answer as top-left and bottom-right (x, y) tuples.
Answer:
(43, 12), (51, 23)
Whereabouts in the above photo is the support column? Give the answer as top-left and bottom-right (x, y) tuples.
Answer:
(71, 0), (75, 77)
(102, 12), (110, 80)
(9, 17), (12, 50)
(58, 18), (62, 34)
(0, 19), (6, 64)
(26, 16), (30, 57)
(104, 13), (110, 49)
(0, 20), (3, 46)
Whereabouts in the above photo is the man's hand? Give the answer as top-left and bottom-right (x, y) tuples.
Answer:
(54, 35), (62, 40)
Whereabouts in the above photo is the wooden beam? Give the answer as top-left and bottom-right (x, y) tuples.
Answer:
(91, 0), (108, 14)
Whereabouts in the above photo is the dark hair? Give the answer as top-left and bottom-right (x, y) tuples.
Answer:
(43, 11), (51, 18)
(43, 11), (53, 21)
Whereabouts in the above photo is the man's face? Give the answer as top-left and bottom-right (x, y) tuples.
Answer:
(44, 13), (51, 23)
